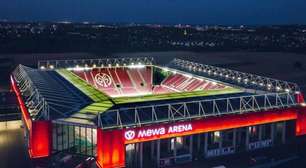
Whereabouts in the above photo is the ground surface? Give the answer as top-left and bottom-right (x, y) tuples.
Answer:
(0, 120), (32, 168)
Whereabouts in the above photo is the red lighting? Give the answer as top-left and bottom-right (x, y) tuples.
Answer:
(124, 108), (298, 144)
(96, 129), (125, 168)
(10, 75), (52, 158)
(296, 107), (306, 136)
(29, 121), (52, 158)
(10, 75), (32, 129)
(296, 92), (305, 104)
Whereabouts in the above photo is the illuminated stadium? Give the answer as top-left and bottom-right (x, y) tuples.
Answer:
(10, 57), (306, 168)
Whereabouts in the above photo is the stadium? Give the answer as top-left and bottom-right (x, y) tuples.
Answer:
(10, 57), (306, 168)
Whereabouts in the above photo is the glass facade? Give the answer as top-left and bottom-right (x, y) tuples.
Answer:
(124, 121), (292, 168)
(52, 123), (97, 156)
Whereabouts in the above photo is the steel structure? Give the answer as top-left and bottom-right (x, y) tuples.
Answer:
(99, 92), (298, 129)
(171, 58), (300, 93)
(13, 65), (50, 120)
(38, 57), (154, 70)
(12, 65), (89, 121)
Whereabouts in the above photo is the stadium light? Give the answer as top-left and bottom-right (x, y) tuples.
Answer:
(93, 64), (97, 68)
(67, 66), (92, 71)
(183, 74), (192, 78)
(285, 89), (290, 92)
(295, 91), (301, 94)
(197, 78), (204, 81)
(49, 65), (54, 69)
(128, 64), (145, 69)
(40, 66), (45, 70)
(162, 67), (169, 72)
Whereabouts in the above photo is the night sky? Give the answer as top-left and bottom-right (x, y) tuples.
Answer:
(1, 0), (306, 25)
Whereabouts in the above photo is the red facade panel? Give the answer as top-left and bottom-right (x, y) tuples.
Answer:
(296, 92), (305, 104)
(30, 121), (52, 158)
(296, 107), (306, 136)
(97, 129), (125, 168)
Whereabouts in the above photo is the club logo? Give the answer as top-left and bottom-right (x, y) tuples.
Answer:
(95, 73), (112, 87)
(124, 130), (136, 140)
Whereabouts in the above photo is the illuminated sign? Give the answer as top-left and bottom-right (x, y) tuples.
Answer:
(123, 109), (297, 144)
(124, 130), (136, 140)
(124, 124), (193, 142)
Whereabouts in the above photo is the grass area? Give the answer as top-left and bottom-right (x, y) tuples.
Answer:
(113, 87), (242, 104)
(56, 69), (114, 114)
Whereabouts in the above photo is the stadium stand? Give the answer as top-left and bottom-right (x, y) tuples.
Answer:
(72, 66), (227, 97)
(161, 73), (226, 92)
(73, 67), (153, 97)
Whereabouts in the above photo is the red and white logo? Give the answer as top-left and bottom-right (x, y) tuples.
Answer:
(124, 130), (136, 140)
(95, 73), (112, 87)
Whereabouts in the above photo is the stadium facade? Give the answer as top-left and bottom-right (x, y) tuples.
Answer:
(10, 57), (306, 168)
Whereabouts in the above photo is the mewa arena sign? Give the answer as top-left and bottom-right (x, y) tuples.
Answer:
(123, 108), (298, 144)
(124, 124), (193, 142)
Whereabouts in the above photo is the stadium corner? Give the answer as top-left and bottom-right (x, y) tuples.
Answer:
(10, 75), (52, 159)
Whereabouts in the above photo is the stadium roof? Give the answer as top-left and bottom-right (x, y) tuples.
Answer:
(12, 57), (301, 127)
